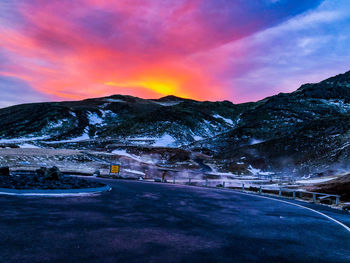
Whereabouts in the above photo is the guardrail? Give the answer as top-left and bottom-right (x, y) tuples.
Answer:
(162, 178), (341, 206)
(11, 170), (37, 176)
(240, 184), (339, 206)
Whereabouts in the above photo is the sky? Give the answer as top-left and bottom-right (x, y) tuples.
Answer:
(1, 0), (350, 107)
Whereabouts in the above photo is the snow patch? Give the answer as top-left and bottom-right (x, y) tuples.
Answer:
(112, 149), (133, 158)
(296, 177), (336, 184)
(0, 136), (49, 144)
(69, 132), (90, 142)
(153, 134), (176, 147)
(105, 98), (125, 103)
(112, 149), (154, 164)
(100, 110), (118, 119)
(249, 138), (265, 145)
(152, 101), (182, 106)
(248, 165), (274, 176)
(46, 119), (64, 129)
(45, 128), (90, 144)
(321, 99), (350, 113)
(87, 112), (103, 125)
(123, 169), (145, 176)
(213, 114), (234, 125)
(19, 143), (41, 149)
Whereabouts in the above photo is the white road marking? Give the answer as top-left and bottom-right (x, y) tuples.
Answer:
(96, 179), (350, 234)
(229, 189), (350, 233)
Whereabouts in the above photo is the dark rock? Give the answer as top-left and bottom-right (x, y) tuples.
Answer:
(36, 167), (47, 177)
(0, 167), (10, 176)
(45, 166), (62, 181)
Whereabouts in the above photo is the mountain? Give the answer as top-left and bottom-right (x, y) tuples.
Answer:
(1, 70), (350, 175)
(0, 94), (251, 147)
(198, 70), (350, 174)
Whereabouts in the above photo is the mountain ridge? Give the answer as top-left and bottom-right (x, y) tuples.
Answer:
(1, 70), (350, 175)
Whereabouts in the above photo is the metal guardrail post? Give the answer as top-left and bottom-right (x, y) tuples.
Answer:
(259, 186), (262, 194)
(188, 178), (191, 184)
(279, 189), (282, 196)
(223, 181), (225, 188)
(205, 179), (208, 187)
(292, 191), (296, 200)
(242, 184), (244, 191)
(313, 193), (316, 203)
(336, 196), (339, 206)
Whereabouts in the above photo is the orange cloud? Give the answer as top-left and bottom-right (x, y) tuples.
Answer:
(1, 0), (321, 104)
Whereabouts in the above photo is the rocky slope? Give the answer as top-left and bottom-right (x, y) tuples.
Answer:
(0, 95), (250, 147)
(197, 70), (350, 175)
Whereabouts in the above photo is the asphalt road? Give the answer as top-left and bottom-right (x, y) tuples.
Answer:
(0, 179), (349, 263)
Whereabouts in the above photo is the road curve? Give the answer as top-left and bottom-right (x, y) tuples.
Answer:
(0, 178), (349, 263)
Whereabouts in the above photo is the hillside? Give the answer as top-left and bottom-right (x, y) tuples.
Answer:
(1, 70), (350, 176)
(197, 70), (350, 175)
(0, 95), (251, 147)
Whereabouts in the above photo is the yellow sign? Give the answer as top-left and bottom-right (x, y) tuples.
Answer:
(110, 165), (120, 174)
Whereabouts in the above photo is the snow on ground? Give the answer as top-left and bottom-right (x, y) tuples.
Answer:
(248, 165), (274, 176)
(19, 143), (41, 149)
(87, 112), (103, 125)
(153, 134), (176, 147)
(296, 177), (336, 184)
(128, 137), (155, 141)
(249, 139), (265, 145)
(112, 149), (134, 158)
(193, 135), (204, 141)
(320, 99), (350, 113)
(213, 114), (234, 125)
(69, 132), (90, 142)
(99, 103), (109, 109)
(126, 134), (178, 147)
(0, 136), (49, 144)
(202, 120), (215, 136)
(174, 178), (268, 188)
(44, 129), (90, 144)
(335, 142), (350, 152)
(87, 110), (118, 125)
(125, 137), (155, 146)
(205, 171), (239, 177)
(45, 120), (64, 129)
(100, 110), (118, 119)
(112, 149), (154, 164)
(123, 169), (145, 176)
(105, 98), (126, 103)
(152, 101), (182, 106)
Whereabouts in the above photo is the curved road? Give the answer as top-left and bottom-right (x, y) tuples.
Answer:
(0, 178), (349, 263)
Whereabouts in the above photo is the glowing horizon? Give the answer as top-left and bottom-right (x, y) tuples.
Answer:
(1, 0), (350, 107)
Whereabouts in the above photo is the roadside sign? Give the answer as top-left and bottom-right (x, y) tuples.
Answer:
(109, 164), (120, 176)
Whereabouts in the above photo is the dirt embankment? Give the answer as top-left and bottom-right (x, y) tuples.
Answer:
(305, 174), (350, 201)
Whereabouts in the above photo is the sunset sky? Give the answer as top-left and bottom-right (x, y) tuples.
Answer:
(1, 0), (350, 107)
